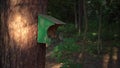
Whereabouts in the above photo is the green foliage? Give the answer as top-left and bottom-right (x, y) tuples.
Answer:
(51, 22), (119, 67)
(51, 24), (82, 67)
(86, 42), (97, 55)
(51, 38), (80, 62)
(61, 63), (83, 68)
(48, 0), (120, 67)
(54, 38), (80, 52)
(57, 23), (78, 37)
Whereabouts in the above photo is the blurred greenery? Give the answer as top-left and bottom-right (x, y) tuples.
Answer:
(48, 0), (120, 67)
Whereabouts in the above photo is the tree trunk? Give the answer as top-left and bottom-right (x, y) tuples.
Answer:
(78, 0), (84, 33)
(74, 0), (83, 33)
(97, 6), (102, 55)
(74, 0), (78, 28)
(0, 0), (47, 68)
(81, 0), (88, 65)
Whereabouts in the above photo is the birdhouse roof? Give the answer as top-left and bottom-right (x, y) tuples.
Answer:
(39, 14), (65, 25)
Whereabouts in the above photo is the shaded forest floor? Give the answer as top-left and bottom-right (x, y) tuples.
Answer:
(45, 44), (62, 68)
(45, 44), (102, 68)
(45, 42), (120, 68)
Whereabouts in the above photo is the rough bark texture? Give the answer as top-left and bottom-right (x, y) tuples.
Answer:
(0, 0), (47, 68)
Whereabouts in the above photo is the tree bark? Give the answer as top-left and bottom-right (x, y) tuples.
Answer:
(74, 0), (78, 28)
(74, 0), (83, 33)
(78, 0), (84, 33)
(81, 0), (88, 65)
(0, 0), (47, 68)
(97, 6), (102, 54)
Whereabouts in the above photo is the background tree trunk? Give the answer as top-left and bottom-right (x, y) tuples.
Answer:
(74, 0), (78, 28)
(78, 0), (84, 33)
(74, 0), (83, 33)
(0, 0), (47, 68)
(81, 0), (88, 65)
(97, 6), (102, 55)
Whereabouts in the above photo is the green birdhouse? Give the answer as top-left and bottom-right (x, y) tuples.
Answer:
(37, 14), (65, 43)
